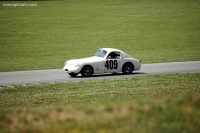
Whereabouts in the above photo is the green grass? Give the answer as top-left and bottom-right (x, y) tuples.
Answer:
(0, 73), (200, 132)
(0, 0), (200, 72)
(1, 0), (200, 132)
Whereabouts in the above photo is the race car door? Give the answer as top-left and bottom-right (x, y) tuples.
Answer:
(104, 51), (121, 73)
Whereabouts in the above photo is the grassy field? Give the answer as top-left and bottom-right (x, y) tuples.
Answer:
(1, 0), (200, 132)
(0, 73), (200, 132)
(0, 0), (200, 72)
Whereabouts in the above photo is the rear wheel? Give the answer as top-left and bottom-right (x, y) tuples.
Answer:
(81, 66), (93, 77)
(68, 73), (78, 77)
(122, 63), (134, 74)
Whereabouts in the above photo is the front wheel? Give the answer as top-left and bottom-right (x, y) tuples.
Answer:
(68, 73), (78, 77)
(81, 66), (93, 77)
(122, 63), (134, 74)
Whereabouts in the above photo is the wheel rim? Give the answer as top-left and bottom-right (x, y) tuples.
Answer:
(84, 67), (92, 76)
(124, 64), (132, 73)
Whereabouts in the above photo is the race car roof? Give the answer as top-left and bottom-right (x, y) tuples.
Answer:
(100, 48), (125, 54)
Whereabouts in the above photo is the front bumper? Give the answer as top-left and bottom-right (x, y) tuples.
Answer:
(63, 65), (81, 74)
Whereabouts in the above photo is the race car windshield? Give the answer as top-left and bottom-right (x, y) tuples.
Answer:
(94, 50), (107, 58)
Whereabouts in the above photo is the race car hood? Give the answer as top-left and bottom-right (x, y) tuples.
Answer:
(66, 56), (104, 65)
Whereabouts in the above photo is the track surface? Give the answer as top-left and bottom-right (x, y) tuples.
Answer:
(0, 61), (200, 86)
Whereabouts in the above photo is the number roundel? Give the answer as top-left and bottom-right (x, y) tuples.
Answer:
(105, 60), (118, 69)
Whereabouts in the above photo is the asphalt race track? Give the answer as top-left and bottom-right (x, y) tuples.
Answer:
(0, 61), (200, 87)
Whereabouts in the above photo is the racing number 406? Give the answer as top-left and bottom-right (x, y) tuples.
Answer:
(105, 60), (118, 69)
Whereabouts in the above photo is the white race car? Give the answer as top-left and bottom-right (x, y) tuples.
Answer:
(63, 48), (141, 77)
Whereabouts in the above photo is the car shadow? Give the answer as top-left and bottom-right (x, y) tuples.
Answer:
(69, 72), (146, 78)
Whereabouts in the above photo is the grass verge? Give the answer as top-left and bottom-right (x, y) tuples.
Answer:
(0, 73), (199, 132)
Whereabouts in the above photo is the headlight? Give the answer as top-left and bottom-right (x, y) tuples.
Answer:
(74, 63), (79, 68)
(65, 62), (79, 68)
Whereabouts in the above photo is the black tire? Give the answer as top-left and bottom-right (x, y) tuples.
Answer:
(68, 73), (78, 77)
(122, 63), (134, 74)
(81, 66), (93, 77)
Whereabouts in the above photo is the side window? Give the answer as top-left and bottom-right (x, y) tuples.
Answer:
(107, 52), (121, 59)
